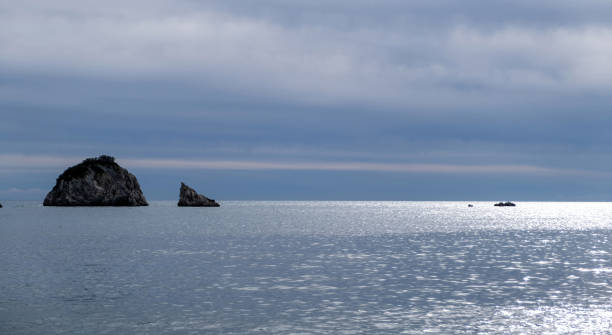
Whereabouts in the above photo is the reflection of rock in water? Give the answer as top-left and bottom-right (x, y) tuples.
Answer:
(178, 182), (220, 207)
(43, 155), (148, 206)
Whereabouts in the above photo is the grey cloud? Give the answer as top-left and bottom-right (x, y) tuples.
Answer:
(3, 1), (612, 199)
(0, 154), (600, 177)
(2, 0), (612, 111)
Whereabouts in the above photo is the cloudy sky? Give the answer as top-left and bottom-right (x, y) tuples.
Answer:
(2, 0), (612, 200)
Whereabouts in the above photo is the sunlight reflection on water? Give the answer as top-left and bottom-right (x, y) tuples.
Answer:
(1, 201), (612, 334)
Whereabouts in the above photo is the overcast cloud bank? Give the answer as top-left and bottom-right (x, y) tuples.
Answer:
(2, 1), (612, 199)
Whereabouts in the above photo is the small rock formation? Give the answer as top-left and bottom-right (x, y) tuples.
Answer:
(178, 182), (219, 207)
(0, 202), (2, 208)
(468, 204), (473, 207)
(43, 155), (148, 206)
(494, 201), (516, 207)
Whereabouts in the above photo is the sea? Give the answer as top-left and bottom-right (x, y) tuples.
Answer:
(1, 201), (612, 334)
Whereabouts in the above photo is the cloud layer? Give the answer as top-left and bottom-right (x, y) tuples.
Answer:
(2, 1), (612, 199)
(3, 0), (612, 107)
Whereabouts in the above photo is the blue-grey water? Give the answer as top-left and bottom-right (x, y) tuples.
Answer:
(1, 201), (612, 334)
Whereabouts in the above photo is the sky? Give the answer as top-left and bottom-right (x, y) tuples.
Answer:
(2, 0), (612, 200)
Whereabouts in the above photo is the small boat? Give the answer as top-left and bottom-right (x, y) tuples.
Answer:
(494, 201), (516, 207)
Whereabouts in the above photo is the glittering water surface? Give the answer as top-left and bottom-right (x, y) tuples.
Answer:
(1, 201), (612, 334)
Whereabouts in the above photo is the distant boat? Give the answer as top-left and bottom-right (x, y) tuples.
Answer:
(494, 201), (516, 207)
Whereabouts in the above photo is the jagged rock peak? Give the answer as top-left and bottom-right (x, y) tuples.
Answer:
(43, 155), (148, 206)
(178, 182), (220, 207)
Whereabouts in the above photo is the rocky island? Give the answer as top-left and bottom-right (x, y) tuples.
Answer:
(178, 182), (220, 207)
(43, 155), (148, 206)
(494, 201), (516, 207)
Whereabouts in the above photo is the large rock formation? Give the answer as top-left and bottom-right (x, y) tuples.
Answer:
(494, 201), (516, 207)
(43, 155), (148, 206)
(178, 182), (219, 207)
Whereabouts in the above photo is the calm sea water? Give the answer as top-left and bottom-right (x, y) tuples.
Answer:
(1, 201), (612, 334)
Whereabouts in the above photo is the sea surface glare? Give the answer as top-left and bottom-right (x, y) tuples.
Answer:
(1, 201), (612, 334)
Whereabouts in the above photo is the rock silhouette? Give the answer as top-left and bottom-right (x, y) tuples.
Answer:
(178, 182), (219, 207)
(43, 155), (148, 206)
(494, 201), (516, 207)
